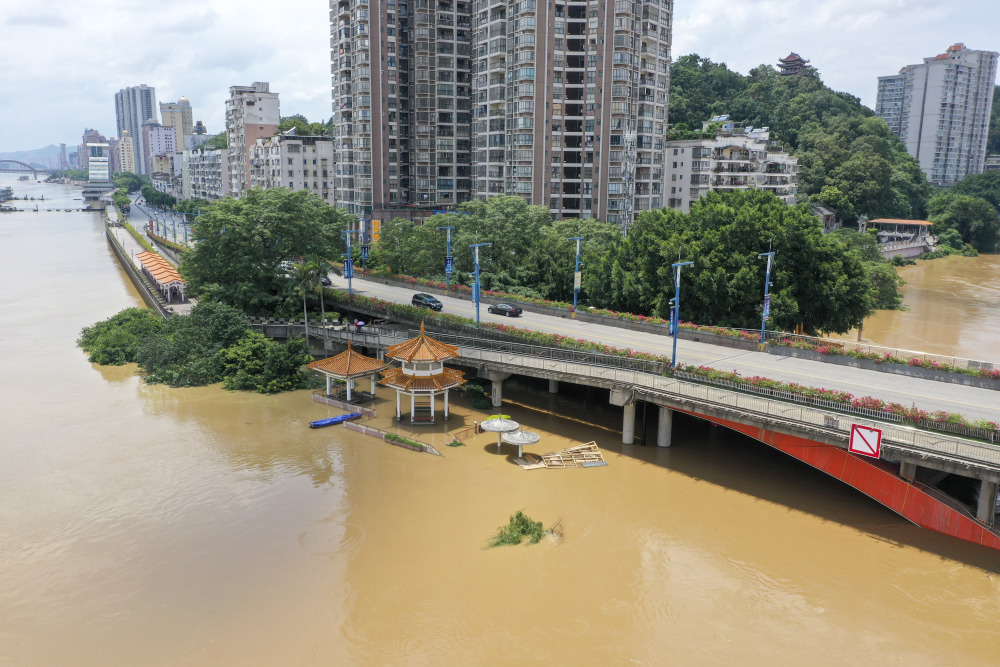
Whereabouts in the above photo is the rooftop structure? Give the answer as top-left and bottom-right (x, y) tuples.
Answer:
(778, 52), (811, 76)
(309, 342), (390, 402)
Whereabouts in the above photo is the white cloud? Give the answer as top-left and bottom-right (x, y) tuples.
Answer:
(1, 0), (996, 152)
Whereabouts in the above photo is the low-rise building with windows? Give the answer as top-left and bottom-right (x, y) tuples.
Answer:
(664, 116), (798, 213)
(182, 147), (231, 201)
(249, 133), (335, 205)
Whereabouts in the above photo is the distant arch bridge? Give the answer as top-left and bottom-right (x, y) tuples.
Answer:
(0, 160), (51, 176)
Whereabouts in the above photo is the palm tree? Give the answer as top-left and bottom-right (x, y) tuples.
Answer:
(308, 253), (341, 329)
(292, 260), (320, 343)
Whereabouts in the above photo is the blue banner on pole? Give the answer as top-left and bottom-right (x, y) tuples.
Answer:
(361, 245), (369, 260)
(763, 294), (771, 320)
(445, 255), (454, 274)
(669, 307), (677, 336)
(472, 282), (480, 302)
(344, 258), (353, 279)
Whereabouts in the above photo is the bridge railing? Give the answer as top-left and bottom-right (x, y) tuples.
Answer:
(764, 331), (997, 372)
(406, 329), (668, 375)
(453, 346), (1000, 470)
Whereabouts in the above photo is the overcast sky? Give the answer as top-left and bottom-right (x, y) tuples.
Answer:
(1, 0), (997, 153)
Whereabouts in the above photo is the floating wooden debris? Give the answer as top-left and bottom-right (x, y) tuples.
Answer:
(512, 453), (546, 470)
(514, 442), (606, 469)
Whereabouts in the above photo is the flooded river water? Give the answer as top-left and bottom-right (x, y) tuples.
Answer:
(2, 174), (999, 665)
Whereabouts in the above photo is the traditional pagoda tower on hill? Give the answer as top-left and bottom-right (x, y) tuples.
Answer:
(778, 52), (811, 76)
(381, 323), (466, 423)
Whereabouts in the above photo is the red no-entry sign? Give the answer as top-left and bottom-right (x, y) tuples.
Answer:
(849, 424), (882, 458)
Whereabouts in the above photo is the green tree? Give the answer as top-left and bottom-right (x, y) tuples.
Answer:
(950, 170), (1000, 213)
(113, 171), (147, 192)
(588, 190), (875, 335)
(203, 132), (227, 150)
(927, 193), (1000, 253)
(180, 188), (353, 316)
(218, 332), (314, 393)
(278, 114), (329, 136)
(78, 307), (164, 365)
(988, 85), (1000, 155)
(809, 185), (856, 225)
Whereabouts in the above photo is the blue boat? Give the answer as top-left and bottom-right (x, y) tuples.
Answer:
(309, 412), (362, 428)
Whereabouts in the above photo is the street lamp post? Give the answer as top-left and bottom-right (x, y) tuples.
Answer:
(758, 251), (775, 348)
(567, 236), (584, 313)
(343, 230), (362, 296)
(670, 261), (694, 369)
(470, 243), (492, 327)
(437, 226), (455, 291)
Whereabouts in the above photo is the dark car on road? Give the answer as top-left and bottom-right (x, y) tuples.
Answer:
(411, 293), (443, 311)
(320, 275), (332, 286)
(488, 303), (522, 317)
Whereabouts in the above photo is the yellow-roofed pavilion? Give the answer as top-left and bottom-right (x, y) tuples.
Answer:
(381, 322), (466, 423)
(308, 342), (390, 401)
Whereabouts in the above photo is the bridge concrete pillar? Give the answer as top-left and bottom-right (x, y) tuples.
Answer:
(899, 461), (917, 481)
(487, 371), (510, 409)
(622, 403), (637, 445)
(656, 406), (673, 448)
(548, 379), (559, 394)
(977, 481), (998, 524)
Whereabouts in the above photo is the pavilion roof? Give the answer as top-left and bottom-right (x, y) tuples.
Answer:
(870, 218), (933, 226)
(384, 321), (460, 362)
(308, 342), (390, 378)
(135, 251), (185, 287)
(380, 366), (466, 392)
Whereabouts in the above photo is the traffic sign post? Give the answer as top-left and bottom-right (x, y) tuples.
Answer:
(849, 424), (882, 458)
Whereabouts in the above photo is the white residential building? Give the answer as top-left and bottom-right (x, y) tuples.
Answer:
(226, 82), (280, 198)
(876, 43), (998, 186)
(182, 147), (231, 201)
(249, 133), (335, 205)
(119, 131), (136, 174)
(86, 143), (111, 183)
(664, 117), (798, 213)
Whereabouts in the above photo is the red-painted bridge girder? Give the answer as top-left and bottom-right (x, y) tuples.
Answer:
(676, 409), (1000, 551)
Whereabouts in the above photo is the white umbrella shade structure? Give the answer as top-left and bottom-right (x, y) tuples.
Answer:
(480, 417), (520, 452)
(502, 429), (540, 457)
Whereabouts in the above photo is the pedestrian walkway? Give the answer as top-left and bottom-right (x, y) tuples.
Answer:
(105, 205), (196, 315)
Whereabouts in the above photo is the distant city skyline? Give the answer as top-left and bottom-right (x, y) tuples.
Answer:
(0, 0), (997, 152)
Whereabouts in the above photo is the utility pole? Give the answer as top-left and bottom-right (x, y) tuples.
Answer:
(437, 225), (455, 290)
(342, 230), (362, 296)
(670, 261), (694, 368)
(758, 251), (776, 350)
(469, 243), (492, 327)
(567, 236), (584, 313)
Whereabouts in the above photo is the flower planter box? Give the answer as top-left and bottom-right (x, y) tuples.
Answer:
(770, 346), (1000, 391)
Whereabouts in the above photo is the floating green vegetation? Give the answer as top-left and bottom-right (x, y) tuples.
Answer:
(447, 438), (464, 447)
(383, 433), (425, 450)
(489, 510), (547, 547)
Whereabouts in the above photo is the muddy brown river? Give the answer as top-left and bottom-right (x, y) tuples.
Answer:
(2, 175), (999, 665)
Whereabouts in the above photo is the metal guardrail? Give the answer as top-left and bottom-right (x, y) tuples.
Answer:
(406, 329), (668, 375)
(764, 331), (997, 371)
(259, 324), (1000, 470)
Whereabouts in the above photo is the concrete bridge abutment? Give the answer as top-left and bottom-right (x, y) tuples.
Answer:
(487, 371), (511, 408)
(979, 481), (998, 524)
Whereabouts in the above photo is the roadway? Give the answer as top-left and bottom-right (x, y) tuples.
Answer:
(327, 273), (1000, 423)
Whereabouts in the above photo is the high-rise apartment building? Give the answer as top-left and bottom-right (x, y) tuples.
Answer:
(114, 85), (158, 175)
(141, 120), (177, 176)
(330, 0), (474, 220)
(876, 43), (998, 186)
(226, 82), (280, 198)
(330, 0), (673, 231)
(86, 144), (111, 183)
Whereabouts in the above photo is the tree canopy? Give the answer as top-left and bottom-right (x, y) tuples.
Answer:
(180, 187), (352, 316)
(667, 55), (930, 223)
(584, 190), (878, 335)
(927, 193), (1000, 253)
(278, 114), (332, 136)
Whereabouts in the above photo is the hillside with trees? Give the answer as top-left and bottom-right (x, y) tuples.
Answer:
(667, 55), (931, 223)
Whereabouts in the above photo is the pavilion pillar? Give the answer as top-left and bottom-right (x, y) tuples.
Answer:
(622, 403), (636, 445)
(444, 389), (450, 419)
(346, 379), (353, 401)
(656, 406), (673, 448)
(396, 391), (401, 421)
(326, 376), (332, 396)
(548, 379), (559, 394)
(410, 393), (415, 423)
(430, 393), (436, 422)
(978, 481), (998, 524)
(370, 376), (376, 395)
